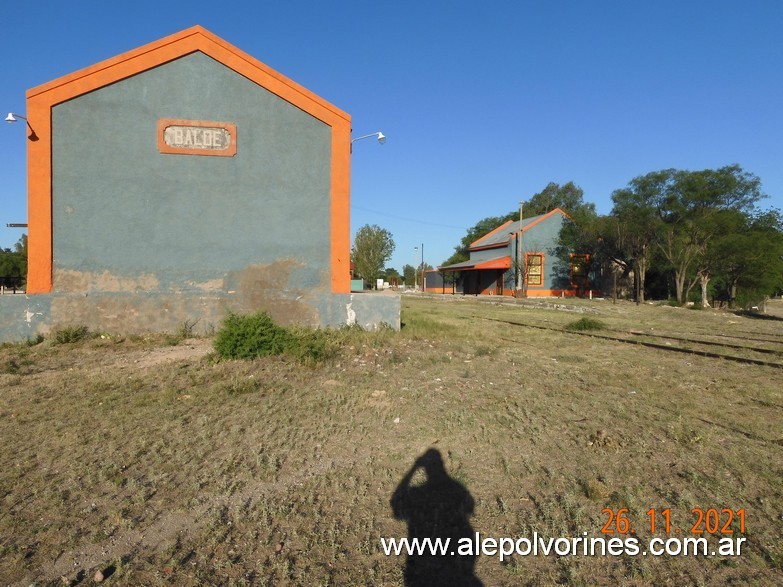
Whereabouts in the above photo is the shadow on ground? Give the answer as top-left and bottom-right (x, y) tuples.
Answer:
(391, 448), (483, 587)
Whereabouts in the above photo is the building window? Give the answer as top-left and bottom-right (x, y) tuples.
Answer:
(526, 253), (543, 286)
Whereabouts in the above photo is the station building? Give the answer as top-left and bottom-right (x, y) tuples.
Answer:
(426, 209), (592, 297)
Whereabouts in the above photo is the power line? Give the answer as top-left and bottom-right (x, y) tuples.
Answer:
(351, 205), (467, 231)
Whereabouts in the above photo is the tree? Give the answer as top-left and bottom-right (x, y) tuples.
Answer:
(527, 181), (596, 218)
(711, 209), (783, 307)
(382, 267), (402, 287)
(402, 264), (417, 287)
(654, 165), (763, 304)
(351, 224), (395, 289)
(610, 171), (669, 303)
(0, 234), (27, 290)
(608, 166), (764, 305)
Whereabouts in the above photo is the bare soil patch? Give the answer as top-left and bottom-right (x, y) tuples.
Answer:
(0, 297), (781, 585)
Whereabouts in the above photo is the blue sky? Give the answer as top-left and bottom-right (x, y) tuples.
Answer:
(1, 1), (781, 272)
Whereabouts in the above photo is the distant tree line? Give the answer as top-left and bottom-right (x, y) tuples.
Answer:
(0, 235), (27, 291)
(445, 166), (783, 308)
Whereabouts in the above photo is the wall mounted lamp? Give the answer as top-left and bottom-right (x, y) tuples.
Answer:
(351, 131), (386, 145)
(5, 112), (37, 140)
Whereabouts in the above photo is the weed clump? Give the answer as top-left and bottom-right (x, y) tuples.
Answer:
(564, 317), (605, 332)
(214, 311), (334, 364)
(52, 325), (90, 344)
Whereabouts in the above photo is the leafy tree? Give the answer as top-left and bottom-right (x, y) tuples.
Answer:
(402, 264), (417, 287)
(711, 209), (783, 307)
(0, 234), (27, 290)
(654, 165), (763, 304)
(351, 224), (395, 289)
(527, 181), (596, 218)
(609, 171), (670, 303)
(383, 267), (401, 280)
(382, 267), (402, 286)
(608, 166), (764, 305)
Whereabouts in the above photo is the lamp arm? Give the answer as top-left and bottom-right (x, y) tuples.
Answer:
(351, 132), (381, 143)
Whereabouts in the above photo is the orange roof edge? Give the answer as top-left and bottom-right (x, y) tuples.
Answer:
(475, 256), (512, 270)
(469, 219), (514, 248)
(521, 207), (571, 233)
(26, 25), (350, 123)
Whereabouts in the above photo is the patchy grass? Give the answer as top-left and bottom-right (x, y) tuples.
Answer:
(0, 296), (781, 585)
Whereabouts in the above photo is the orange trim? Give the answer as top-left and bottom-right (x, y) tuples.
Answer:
(469, 208), (570, 252)
(526, 289), (577, 297)
(520, 208), (567, 234)
(26, 99), (51, 292)
(425, 288), (576, 297)
(330, 123), (351, 293)
(25, 25), (352, 294)
(469, 219), (514, 248)
(470, 243), (509, 253)
(157, 118), (237, 157)
(474, 256), (511, 270)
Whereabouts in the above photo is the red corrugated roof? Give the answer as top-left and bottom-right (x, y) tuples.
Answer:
(438, 255), (511, 271)
(474, 257), (511, 269)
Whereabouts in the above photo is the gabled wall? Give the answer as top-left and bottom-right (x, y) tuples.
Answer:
(25, 26), (352, 295)
(0, 27), (401, 341)
(51, 52), (332, 294)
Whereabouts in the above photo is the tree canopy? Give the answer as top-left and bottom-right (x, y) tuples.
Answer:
(0, 234), (27, 290)
(351, 224), (395, 288)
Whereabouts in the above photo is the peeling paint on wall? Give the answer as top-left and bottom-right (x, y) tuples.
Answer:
(225, 260), (321, 326)
(54, 269), (161, 293)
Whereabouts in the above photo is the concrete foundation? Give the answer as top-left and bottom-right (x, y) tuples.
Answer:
(0, 290), (400, 343)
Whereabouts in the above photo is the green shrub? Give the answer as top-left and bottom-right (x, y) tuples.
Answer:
(214, 312), (292, 359)
(284, 327), (333, 365)
(52, 325), (90, 344)
(564, 317), (605, 332)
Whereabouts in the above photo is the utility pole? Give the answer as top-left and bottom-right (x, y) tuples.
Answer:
(517, 201), (525, 294)
(420, 243), (425, 293)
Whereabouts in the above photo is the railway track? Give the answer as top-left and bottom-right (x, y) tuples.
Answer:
(481, 317), (783, 370)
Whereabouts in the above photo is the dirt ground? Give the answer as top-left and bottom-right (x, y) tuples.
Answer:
(0, 296), (781, 586)
(765, 298), (783, 319)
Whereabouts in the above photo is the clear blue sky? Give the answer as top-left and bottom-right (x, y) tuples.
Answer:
(2, 1), (781, 272)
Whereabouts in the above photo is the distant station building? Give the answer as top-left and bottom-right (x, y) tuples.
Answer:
(426, 208), (593, 297)
(0, 26), (399, 341)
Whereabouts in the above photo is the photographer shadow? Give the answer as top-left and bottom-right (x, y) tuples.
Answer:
(391, 448), (483, 586)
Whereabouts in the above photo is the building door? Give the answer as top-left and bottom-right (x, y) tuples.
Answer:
(495, 270), (503, 295)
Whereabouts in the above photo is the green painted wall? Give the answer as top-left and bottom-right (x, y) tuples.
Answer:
(0, 49), (402, 343)
(518, 213), (567, 290)
(52, 51), (331, 291)
(468, 213), (569, 291)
